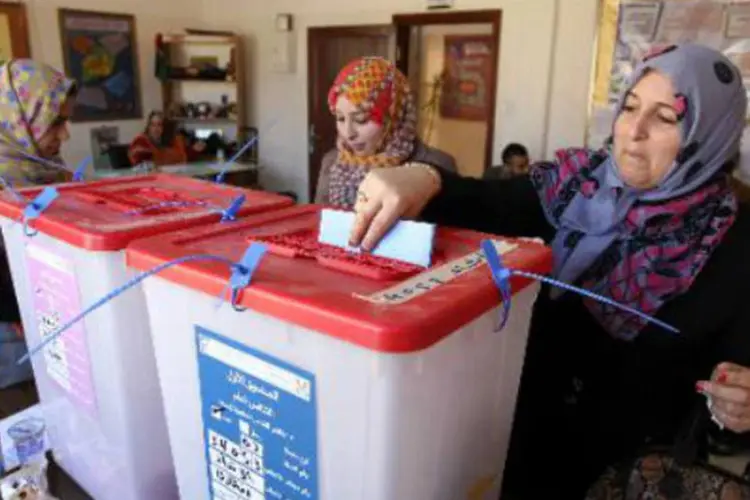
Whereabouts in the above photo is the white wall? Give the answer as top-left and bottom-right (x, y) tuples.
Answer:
(19, 0), (205, 172)
(545, 0), (600, 157)
(198, 0), (598, 201)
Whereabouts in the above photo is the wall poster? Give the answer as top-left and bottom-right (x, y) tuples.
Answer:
(58, 8), (142, 122)
(440, 35), (494, 121)
(587, 0), (750, 150)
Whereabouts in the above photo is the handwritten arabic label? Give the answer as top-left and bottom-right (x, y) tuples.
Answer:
(356, 240), (518, 305)
(210, 464), (265, 500)
(196, 327), (318, 499)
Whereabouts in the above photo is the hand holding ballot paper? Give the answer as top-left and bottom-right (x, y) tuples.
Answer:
(348, 163), (442, 252)
(698, 363), (750, 434)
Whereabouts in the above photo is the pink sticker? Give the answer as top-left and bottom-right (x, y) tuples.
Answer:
(25, 244), (97, 416)
(642, 44), (676, 62)
(674, 94), (687, 119)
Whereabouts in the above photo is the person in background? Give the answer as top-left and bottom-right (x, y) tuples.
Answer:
(128, 110), (206, 167)
(314, 56), (456, 207)
(0, 59), (78, 388)
(347, 44), (750, 498)
(483, 142), (530, 180)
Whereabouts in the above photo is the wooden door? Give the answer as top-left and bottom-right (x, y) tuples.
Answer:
(0, 2), (31, 63)
(307, 26), (393, 202)
(394, 11), (501, 175)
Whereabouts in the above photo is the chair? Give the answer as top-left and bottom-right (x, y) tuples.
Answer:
(106, 144), (132, 169)
(236, 126), (259, 163)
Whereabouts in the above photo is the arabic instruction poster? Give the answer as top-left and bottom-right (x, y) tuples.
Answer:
(195, 327), (318, 499)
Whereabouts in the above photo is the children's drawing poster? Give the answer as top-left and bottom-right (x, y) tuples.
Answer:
(58, 8), (142, 122)
(588, 0), (750, 148)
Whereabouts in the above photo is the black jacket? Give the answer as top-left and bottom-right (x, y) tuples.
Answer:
(423, 172), (750, 498)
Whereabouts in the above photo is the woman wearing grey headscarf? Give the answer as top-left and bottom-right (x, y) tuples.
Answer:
(346, 44), (750, 498)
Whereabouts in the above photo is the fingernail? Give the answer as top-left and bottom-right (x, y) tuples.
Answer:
(718, 372), (727, 384)
(696, 381), (708, 393)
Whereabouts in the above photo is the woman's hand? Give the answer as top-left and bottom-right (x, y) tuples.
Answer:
(129, 146), (153, 162)
(349, 163), (442, 251)
(192, 141), (207, 153)
(698, 362), (750, 433)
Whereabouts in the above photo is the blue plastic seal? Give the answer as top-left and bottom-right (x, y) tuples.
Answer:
(479, 239), (680, 335)
(223, 242), (268, 311)
(23, 187), (59, 221)
(220, 194), (246, 222)
(481, 240), (512, 331)
(72, 157), (91, 182)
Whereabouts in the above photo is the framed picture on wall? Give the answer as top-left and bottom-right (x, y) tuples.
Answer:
(440, 35), (493, 121)
(58, 8), (142, 122)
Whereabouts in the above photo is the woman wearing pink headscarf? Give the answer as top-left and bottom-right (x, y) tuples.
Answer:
(350, 44), (750, 498)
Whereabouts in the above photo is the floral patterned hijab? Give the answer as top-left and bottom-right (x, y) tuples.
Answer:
(0, 59), (75, 187)
(326, 57), (417, 208)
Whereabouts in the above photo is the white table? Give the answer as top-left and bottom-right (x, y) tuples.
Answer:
(91, 161), (257, 181)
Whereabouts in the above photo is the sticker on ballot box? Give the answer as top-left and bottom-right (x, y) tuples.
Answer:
(195, 327), (318, 500)
(26, 243), (97, 417)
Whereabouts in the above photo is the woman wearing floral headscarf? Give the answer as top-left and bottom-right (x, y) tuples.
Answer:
(0, 59), (75, 388)
(314, 56), (455, 207)
(0, 59), (76, 187)
(348, 44), (750, 498)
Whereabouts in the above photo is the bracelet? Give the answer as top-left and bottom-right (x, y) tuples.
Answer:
(410, 162), (442, 191)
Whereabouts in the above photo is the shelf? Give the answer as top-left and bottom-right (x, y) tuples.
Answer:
(159, 30), (246, 154)
(162, 34), (237, 46)
(167, 77), (236, 83)
(171, 117), (237, 125)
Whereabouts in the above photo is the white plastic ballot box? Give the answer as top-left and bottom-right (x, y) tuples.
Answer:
(0, 174), (293, 500)
(126, 204), (552, 500)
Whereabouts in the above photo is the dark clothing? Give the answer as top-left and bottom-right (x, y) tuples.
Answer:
(482, 165), (514, 181)
(422, 172), (750, 499)
(0, 239), (20, 323)
(587, 451), (750, 499)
